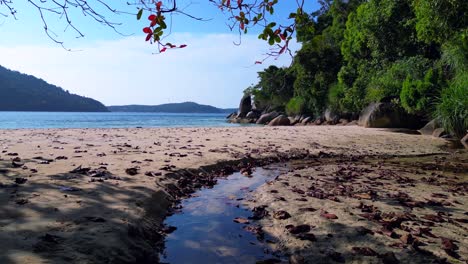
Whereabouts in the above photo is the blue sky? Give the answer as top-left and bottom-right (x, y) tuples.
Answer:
(0, 1), (319, 108)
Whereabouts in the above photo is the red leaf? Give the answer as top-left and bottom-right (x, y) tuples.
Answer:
(156, 1), (162, 11)
(150, 20), (157, 27)
(143, 27), (152, 34)
(179, 44), (187, 48)
(148, 14), (156, 21)
(240, 22), (245, 30)
(320, 210), (338, 220)
(280, 34), (286, 40)
(226, 0), (231, 7)
(160, 47), (167, 53)
(255, 61), (262, 64)
(145, 33), (152, 42)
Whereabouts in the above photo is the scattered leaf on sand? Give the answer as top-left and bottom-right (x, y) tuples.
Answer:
(286, 224), (311, 234)
(273, 210), (291, 220)
(233, 217), (250, 224)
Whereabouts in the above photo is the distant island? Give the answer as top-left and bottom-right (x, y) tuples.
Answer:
(108, 102), (237, 114)
(0, 65), (108, 112)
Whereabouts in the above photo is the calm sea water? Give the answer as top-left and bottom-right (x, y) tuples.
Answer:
(0, 112), (247, 129)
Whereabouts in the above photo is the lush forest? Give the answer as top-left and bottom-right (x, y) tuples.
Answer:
(247, 0), (467, 137)
(0, 65), (108, 112)
(108, 102), (237, 113)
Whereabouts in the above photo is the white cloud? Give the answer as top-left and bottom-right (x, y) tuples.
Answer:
(0, 34), (298, 108)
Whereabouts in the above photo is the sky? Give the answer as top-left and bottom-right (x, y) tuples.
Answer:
(0, 0), (319, 108)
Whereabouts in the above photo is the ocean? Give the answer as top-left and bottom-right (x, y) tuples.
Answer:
(0, 112), (249, 129)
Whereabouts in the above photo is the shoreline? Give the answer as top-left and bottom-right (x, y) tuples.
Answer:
(0, 126), (455, 263)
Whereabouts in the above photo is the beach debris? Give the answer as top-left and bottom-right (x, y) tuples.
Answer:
(125, 167), (139, 175)
(272, 210), (291, 220)
(354, 192), (372, 200)
(89, 168), (110, 178)
(286, 224), (311, 234)
(240, 167), (253, 176)
(55, 156), (68, 160)
(11, 161), (24, 168)
(441, 237), (458, 254)
(16, 198), (29, 205)
(145, 171), (162, 177)
(298, 207), (317, 212)
(243, 225), (264, 238)
(14, 177), (27, 184)
(70, 165), (91, 174)
(233, 217), (250, 224)
(7, 152), (18, 156)
(84, 216), (106, 223)
(250, 205), (269, 220)
(422, 214), (445, 223)
(320, 210), (338, 220)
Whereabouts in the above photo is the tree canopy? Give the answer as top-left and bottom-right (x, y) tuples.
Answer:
(247, 0), (467, 137)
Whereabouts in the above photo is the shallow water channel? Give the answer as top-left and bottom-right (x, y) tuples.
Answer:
(160, 165), (289, 264)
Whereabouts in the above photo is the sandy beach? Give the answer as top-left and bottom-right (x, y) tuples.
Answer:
(0, 125), (465, 263)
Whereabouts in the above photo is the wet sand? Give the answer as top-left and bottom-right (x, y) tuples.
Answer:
(0, 126), (456, 263)
(245, 154), (467, 263)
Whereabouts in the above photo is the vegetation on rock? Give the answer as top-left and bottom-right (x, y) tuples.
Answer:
(246, 0), (468, 137)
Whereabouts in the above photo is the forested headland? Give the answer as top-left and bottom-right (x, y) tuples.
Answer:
(246, 0), (467, 138)
(0, 65), (108, 112)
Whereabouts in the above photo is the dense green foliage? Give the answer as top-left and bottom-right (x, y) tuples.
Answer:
(246, 0), (467, 137)
(0, 65), (108, 112)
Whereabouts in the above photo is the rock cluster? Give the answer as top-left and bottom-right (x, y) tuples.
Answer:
(227, 96), (464, 143)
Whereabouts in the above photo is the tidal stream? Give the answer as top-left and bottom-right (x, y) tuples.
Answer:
(160, 166), (289, 264)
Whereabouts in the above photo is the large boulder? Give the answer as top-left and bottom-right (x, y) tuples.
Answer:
(432, 128), (447, 138)
(314, 116), (325, 125)
(268, 115), (291, 126)
(325, 109), (340, 122)
(246, 111), (260, 119)
(301, 116), (313, 124)
(288, 116), (301, 126)
(461, 133), (468, 148)
(256, 112), (279, 125)
(418, 119), (441, 136)
(359, 103), (409, 128)
(226, 112), (237, 119)
(237, 95), (252, 118)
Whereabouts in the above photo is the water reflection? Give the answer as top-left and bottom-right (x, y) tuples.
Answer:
(160, 167), (287, 264)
